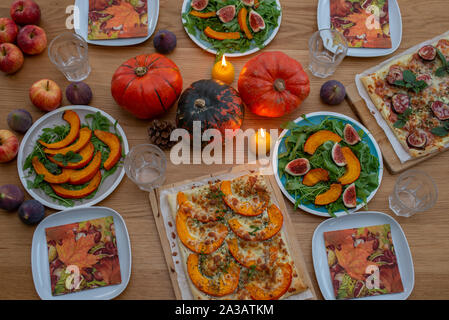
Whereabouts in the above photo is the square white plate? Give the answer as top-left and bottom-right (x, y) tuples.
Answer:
(312, 211), (414, 300)
(74, 0), (159, 46)
(31, 207), (132, 300)
(317, 0), (402, 57)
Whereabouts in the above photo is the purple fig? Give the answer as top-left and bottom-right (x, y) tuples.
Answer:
(18, 199), (45, 225)
(320, 80), (346, 105)
(0, 184), (24, 211)
(65, 82), (93, 105)
(153, 30), (177, 54)
(7, 109), (33, 133)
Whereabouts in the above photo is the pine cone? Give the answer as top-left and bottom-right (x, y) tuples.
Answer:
(148, 120), (176, 150)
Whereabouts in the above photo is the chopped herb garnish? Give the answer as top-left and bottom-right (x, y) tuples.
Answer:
(394, 69), (428, 93)
(435, 48), (449, 77)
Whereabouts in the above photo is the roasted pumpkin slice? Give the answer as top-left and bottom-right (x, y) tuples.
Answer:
(44, 127), (92, 155)
(238, 7), (253, 40)
(69, 152), (102, 185)
(190, 10), (216, 18)
(227, 238), (278, 270)
(338, 147), (361, 185)
(204, 26), (240, 40)
(51, 171), (101, 199)
(315, 183), (342, 206)
(48, 142), (94, 169)
(302, 168), (329, 186)
(246, 263), (293, 300)
(220, 177), (269, 216)
(187, 253), (240, 297)
(39, 110), (80, 149)
(176, 208), (228, 254)
(177, 188), (227, 223)
(228, 204), (283, 241)
(94, 130), (122, 170)
(31, 156), (70, 184)
(303, 130), (342, 155)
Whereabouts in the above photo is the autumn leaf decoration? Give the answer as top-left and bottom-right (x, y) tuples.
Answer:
(56, 233), (99, 270)
(102, 2), (146, 37)
(94, 256), (122, 285)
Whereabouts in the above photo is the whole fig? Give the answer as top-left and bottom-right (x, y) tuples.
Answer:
(65, 82), (93, 105)
(18, 199), (45, 225)
(7, 109), (33, 133)
(153, 30), (177, 54)
(320, 80), (346, 105)
(0, 184), (24, 211)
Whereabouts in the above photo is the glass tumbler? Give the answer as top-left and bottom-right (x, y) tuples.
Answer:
(308, 29), (348, 78)
(48, 32), (91, 82)
(389, 170), (438, 218)
(124, 144), (167, 192)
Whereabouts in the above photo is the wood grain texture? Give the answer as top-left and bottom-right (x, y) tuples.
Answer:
(1, 0), (449, 300)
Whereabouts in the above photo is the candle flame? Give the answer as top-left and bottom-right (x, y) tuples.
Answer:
(221, 55), (227, 67)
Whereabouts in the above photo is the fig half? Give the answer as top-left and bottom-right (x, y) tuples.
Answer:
(285, 158), (310, 176)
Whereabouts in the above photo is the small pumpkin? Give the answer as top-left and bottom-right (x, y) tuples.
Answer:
(69, 152), (102, 185)
(220, 180), (268, 216)
(48, 142), (94, 169)
(238, 51), (310, 117)
(315, 183), (342, 206)
(51, 171), (102, 199)
(39, 110), (80, 149)
(32, 157), (70, 184)
(94, 130), (121, 170)
(338, 147), (361, 185)
(302, 168), (329, 186)
(111, 53), (183, 119)
(44, 127), (92, 155)
(303, 130), (342, 155)
(176, 79), (245, 136)
(246, 263), (293, 300)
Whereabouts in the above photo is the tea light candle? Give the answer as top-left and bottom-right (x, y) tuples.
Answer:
(212, 55), (235, 85)
(250, 129), (271, 155)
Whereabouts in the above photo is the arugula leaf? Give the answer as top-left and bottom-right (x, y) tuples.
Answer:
(435, 48), (449, 77)
(53, 151), (83, 166)
(394, 70), (428, 93)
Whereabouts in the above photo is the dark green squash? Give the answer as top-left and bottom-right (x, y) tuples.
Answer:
(176, 79), (245, 136)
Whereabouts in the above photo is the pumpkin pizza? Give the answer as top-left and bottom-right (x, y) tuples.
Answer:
(360, 35), (449, 158)
(167, 174), (309, 300)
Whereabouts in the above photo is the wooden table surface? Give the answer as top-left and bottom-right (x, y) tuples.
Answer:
(1, 0), (449, 300)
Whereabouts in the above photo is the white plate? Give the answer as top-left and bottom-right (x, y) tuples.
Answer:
(312, 211), (414, 300)
(74, 0), (159, 46)
(317, 0), (402, 57)
(31, 206), (132, 300)
(181, 0), (282, 57)
(17, 105), (129, 211)
(272, 111), (383, 218)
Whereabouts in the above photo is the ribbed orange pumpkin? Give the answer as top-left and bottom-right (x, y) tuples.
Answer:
(238, 51), (310, 117)
(111, 53), (183, 119)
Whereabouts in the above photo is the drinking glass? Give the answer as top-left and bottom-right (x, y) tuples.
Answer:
(308, 29), (348, 78)
(48, 32), (91, 82)
(389, 170), (438, 217)
(124, 144), (167, 192)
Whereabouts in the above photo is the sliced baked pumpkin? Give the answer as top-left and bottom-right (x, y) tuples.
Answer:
(338, 147), (361, 185)
(315, 183), (342, 206)
(227, 237), (278, 270)
(48, 142), (94, 169)
(187, 253), (240, 297)
(220, 176), (269, 216)
(44, 127), (92, 155)
(50, 171), (101, 199)
(303, 130), (342, 155)
(246, 263), (293, 300)
(204, 26), (240, 40)
(39, 110), (80, 149)
(94, 130), (122, 170)
(69, 152), (102, 185)
(228, 204), (283, 241)
(238, 7), (253, 40)
(176, 208), (228, 254)
(31, 156), (70, 184)
(190, 10), (216, 18)
(302, 168), (329, 186)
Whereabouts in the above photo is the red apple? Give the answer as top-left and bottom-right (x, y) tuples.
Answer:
(0, 43), (24, 74)
(0, 129), (19, 163)
(17, 25), (46, 55)
(0, 18), (19, 44)
(10, 0), (41, 25)
(30, 79), (62, 112)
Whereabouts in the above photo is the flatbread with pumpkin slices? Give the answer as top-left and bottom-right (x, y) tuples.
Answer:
(167, 173), (308, 300)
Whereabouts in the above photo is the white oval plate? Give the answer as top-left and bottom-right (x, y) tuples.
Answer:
(272, 111), (383, 218)
(181, 0), (282, 57)
(17, 105), (129, 211)
(31, 206), (132, 300)
(317, 0), (402, 57)
(74, 0), (159, 46)
(312, 211), (414, 300)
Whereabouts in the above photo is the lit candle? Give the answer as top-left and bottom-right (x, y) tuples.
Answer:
(250, 129), (271, 155)
(211, 55), (235, 85)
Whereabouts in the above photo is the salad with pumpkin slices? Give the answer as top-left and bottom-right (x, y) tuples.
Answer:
(182, 0), (281, 55)
(23, 110), (124, 207)
(278, 117), (380, 217)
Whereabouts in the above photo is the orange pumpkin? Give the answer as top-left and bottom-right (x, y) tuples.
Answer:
(338, 147), (361, 185)
(39, 110), (80, 149)
(302, 168), (329, 186)
(238, 51), (310, 117)
(246, 263), (293, 300)
(315, 184), (343, 206)
(303, 130), (342, 155)
(69, 152), (101, 185)
(111, 54), (183, 119)
(93, 130), (121, 171)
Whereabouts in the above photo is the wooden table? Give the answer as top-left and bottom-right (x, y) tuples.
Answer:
(1, 0), (449, 300)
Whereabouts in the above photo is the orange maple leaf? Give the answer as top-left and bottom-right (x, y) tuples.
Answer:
(56, 233), (99, 270)
(102, 2), (141, 35)
(335, 241), (376, 281)
(94, 256), (122, 285)
(46, 223), (77, 242)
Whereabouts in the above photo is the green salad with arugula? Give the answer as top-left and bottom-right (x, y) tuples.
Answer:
(182, 0), (281, 55)
(278, 116), (380, 217)
(23, 112), (124, 207)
